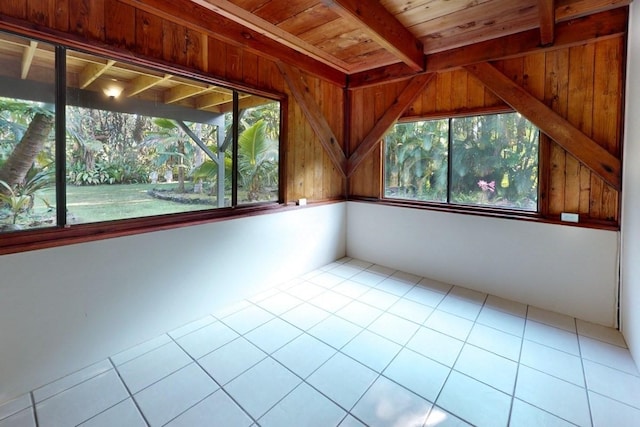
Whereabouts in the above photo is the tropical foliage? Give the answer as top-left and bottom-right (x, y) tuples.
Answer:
(385, 113), (539, 210)
(0, 94), (281, 230)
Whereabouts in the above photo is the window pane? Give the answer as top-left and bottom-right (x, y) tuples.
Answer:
(65, 50), (233, 224)
(450, 113), (538, 210)
(0, 33), (56, 232)
(237, 94), (280, 204)
(384, 119), (448, 202)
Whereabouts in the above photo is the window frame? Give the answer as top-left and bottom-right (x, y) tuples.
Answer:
(0, 28), (290, 256)
(381, 109), (543, 220)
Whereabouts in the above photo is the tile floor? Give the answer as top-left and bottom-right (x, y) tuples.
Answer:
(1, 257), (640, 427)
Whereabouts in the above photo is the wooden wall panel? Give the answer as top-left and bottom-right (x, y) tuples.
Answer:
(135, 10), (163, 59)
(284, 70), (345, 202)
(0, 0), (345, 204)
(69, 0), (105, 41)
(349, 36), (623, 225)
(104, 0), (135, 51)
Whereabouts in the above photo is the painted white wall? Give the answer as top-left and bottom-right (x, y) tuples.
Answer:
(347, 202), (619, 326)
(0, 203), (346, 403)
(620, 2), (640, 370)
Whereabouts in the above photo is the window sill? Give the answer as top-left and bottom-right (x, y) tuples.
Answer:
(349, 197), (619, 231)
(0, 201), (311, 256)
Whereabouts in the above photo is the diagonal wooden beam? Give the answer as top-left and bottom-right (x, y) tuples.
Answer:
(465, 62), (620, 190)
(322, 0), (424, 72)
(79, 60), (116, 89)
(21, 41), (37, 80)
(278, 62), (347, 177)
(347, 73), (435, 177)
(189, 0), (352, 73)
(538, 0), (556, 45)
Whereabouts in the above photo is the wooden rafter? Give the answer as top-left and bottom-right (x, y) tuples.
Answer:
(125, 74), (172, 97)
(347, 73), (435, 177)
(465, 62), (621, 190)
(348, 7), (627, 88)
(188, 0), (352, 73)
(322, 0), (424, 71)
(538, 0), (556, 45)
(278, 62), (347, 177)
(164, 84), (210, 104)
(119, 0), (346, 86)
(79, 60), (116, 89)
(196, 92), (232, 109)
(21, 41), (37, 80)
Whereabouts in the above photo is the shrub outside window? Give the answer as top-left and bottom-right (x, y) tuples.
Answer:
(384, 113), (539, 211)
(0, 31), (281, 233)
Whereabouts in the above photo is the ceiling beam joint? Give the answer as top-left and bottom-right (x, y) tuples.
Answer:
(347, 73), (435, 177)
(322, 0), (425, 71)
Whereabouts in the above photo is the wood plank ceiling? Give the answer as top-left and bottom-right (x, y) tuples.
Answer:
(186, 0), (630, 82)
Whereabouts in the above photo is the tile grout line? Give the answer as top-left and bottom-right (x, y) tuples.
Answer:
(419, 287), (489, 426)
(515, 311), (589, 425)
(168, 334), (261, 426)
(29, 392), (39, 427)
(576, 316), (596, 427)
(108, 358), (151, 427)
(506, 303), (529, 427)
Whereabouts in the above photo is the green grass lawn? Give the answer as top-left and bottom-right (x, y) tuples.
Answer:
(38, 183), (217, 224)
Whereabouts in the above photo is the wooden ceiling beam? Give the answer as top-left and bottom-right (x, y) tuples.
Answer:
(348, 7), (627, 88)
(347, 73), (435, 177)
(538, 0), (556, 45)
(465, 62), (620, 190)
(119, 0), (346, 86)
(196, 92), (232, 109)
(164, 84), (210, 104)
(125, 74), (172, 97)
(322, 0), (425, 71)
(78, 60), (116, 89)
(189, 0), (352, 73)
(20, 41), (37, 79)
(278, 62), (347, 177)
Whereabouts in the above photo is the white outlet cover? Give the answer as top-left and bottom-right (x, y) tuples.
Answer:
(560, 212), (579, 223)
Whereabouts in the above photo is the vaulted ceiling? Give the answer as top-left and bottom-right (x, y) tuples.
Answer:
(184, 0), (630, 80)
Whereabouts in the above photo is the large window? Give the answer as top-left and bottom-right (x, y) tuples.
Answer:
(384, 113), (539, 211)
(0, 31), (281, 236)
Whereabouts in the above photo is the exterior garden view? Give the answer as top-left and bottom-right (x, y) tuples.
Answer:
(0, 96), (280, 231)
(384, 112), (539, 210)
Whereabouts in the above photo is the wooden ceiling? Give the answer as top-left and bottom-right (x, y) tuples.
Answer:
(185, 0), (630, 79)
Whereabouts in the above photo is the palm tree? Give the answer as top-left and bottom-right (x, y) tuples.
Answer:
(191, 119), (278, 202)
(0, 98), (54, 193)
(238, 119), (278, 201)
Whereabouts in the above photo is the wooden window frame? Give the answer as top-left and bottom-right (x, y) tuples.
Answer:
(378, 110), (546, 221)
(0, 29), (290, 256)
(368, 108), (618, 231)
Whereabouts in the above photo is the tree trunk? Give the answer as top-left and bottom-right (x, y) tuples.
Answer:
(0, 112), (54, 190)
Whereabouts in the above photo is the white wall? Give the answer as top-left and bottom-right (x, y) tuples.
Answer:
(621, 2), (640, 369)
(347, 202), (619, 326)
(0, 203), (346, 403)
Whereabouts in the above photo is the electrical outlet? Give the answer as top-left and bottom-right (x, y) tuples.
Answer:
(297, 198), (307, 206)
(560, 212), (579, 223)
